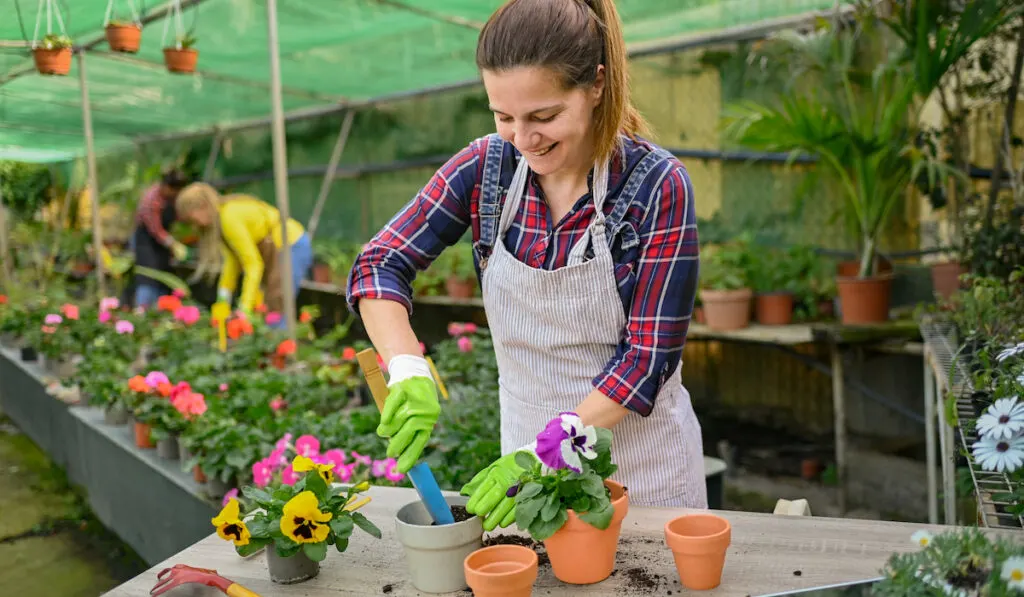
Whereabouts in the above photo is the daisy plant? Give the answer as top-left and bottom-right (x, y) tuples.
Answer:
(213, 454), (382, 563)
(874, 527), (1024, 596)
(511, 412), (618, 541)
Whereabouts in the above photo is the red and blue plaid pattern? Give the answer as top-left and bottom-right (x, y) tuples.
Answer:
(347, 135), (699, 416)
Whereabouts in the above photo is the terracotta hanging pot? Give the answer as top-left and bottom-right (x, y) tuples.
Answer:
(163, 48), (198, 73)
(105, 23), (142, 53)
(133, 421), (155, 449)
(544, 480), (629, 585)
(835, 274), (892, 324)
(700, 288), (753, 331)
(464, 545), (538, 597)
(664, 513), (731, 591)
(33, 47), (72, 76)
(445, 276), (476, 299)
(930, 261), (965, 301)
(755, 292), (794, 325)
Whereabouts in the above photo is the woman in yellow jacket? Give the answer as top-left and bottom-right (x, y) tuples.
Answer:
(174, 182), (312, 323)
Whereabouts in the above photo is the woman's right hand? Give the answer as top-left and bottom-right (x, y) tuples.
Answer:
(377, 357), (440, 473)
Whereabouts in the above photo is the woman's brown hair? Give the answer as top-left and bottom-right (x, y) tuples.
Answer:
(476, 0), (647, 164)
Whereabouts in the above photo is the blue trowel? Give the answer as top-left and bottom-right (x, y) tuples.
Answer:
(356, 348), (455, 525)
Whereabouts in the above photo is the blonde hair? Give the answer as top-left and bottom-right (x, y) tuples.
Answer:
(175, 182), (225, 283)
(475, 0), (647, 164)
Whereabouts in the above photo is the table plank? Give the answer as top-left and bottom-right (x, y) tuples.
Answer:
(102, 486), (961, 597)
(686, 323), (814, 346)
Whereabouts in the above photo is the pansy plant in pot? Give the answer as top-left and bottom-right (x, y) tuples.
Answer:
(212, 454), (382, 585)
(511, 412), (626, 585)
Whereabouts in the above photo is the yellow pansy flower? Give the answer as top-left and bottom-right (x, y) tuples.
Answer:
(211, 498), (251, 546)
(292, 455), (335, 485)
(280, 491), (332, 544)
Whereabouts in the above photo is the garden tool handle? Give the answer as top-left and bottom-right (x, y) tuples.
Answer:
(225, 584), (262, 597)
(356, 348), (389, 412)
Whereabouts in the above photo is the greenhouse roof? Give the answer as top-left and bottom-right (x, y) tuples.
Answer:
(0, 0), (851, 163)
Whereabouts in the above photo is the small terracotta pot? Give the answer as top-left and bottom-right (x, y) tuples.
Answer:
(693, 306), (706, 325)
(33, 47), (72, 75)
(464, 545), (538, 597)
(311, 263), (331, 284)
(544, 480), (629, 584)
(664, 513), (731, 591)
(193, 465), (208, 484)
(930, 261), (965, 301)
(445, 277), (476, 299)
(134, 421), (155, 449)
(755, 292), (794, 325)
(801, 458), (822, 481)
(835, 274), (892, 324)
(163, 48), (198, 73)
(105, 24), (142, 53)
(700, 288), (753, 331)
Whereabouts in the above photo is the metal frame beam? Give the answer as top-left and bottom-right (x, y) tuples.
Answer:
(306, 110), (355, 241)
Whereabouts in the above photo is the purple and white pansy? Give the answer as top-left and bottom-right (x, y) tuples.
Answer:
(535, 412), (598, 474)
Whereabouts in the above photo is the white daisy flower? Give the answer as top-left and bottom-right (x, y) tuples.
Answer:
(976, 397), (1024, 440)
(997, 342), (1024, 363)
(911, 530), (933, 548)
(1002, 556), (1024, 590)
(972, 435), (1024, 473)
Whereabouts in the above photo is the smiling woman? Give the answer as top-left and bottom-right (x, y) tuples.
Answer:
(347, 0), (706, 533)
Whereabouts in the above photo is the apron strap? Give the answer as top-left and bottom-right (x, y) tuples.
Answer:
(477, 134), (507, 257)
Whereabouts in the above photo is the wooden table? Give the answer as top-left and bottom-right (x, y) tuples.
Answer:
(103, 485), (951, 597)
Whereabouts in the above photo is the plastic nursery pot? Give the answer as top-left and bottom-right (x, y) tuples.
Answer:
(103, 404), (130, 426)
(395, 495), (483, 593)
(664, 513), (731, 591)
(33, 47), (72, 75)
(835, 274), (892, 324)
(755, 292), (794, 326)
(133, 421), (155, 449)
(192, 465), (208, 484)
(156, 435), (179, 460)
(163, 48), (198, 73)
(267, 548), (320, 584)
(700, 288), (753, 331)
(544, 479), (629, 585)
(105, 23), (142, 53)
(464, 545), (538, 597)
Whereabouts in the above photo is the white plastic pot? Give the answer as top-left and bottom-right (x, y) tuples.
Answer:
(395, 495), (483, 593)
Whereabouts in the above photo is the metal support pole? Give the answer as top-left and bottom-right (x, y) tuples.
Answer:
(265, 0), (296, 338)
(78, 51), (106, 299)
(830, 343), (847, 515)
(924, 345), (938, 525)
(307, 110), (355, 241)
(0, 182), (12, 289)
(203, 129), (224, 181)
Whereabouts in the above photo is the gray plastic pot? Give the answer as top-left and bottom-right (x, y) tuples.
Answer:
(43, 356), (75, 379)
(104, 404), (130, 426)
(395, 495), (483, 593)
(267, 548), (320, 584)
(156, 435), (179, 460)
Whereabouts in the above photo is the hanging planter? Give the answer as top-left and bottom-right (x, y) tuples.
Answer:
(161, 1), (199, 74)
(31, 0), (73, 76)
(104, 0), (143, 53)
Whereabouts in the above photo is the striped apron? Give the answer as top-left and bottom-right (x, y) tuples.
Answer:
(480, 149), (708, 508)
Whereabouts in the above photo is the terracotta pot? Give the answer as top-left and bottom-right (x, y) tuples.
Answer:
(693, 306), (706, 325)
(445, 277), (476, 299)
(755, 292), (794, 325)
(835, 274), (892, 324)
(464, 545), (538, 597)
(134, 421), (155, 449)
(930, 261), (965, 301)
(311, 263), (331, 284)
(801, 458), (822, 481)
(544, 480), (629, 585)
(163, 48), (198, 73)
(836, 257), (892, 277)
(664, 513), (731, 591)
(105, 24), (141, 53)
(700, 288), (753, 331)
(33, 47), (72, 75)
(192, 465), (208, 484)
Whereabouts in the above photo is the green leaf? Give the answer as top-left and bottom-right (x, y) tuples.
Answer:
(518, 482), (544, 500)
(571, 496), (591, 513)
(580, 473), (605, 498)
(304, 473), (328, 501)
(334, 537), (349, 553)
(514, 495), (546, 529)
(529, 508), (568, 541)
(303, 541), (328, 562)
(577, 501), (614, 530)
(275, 539), (302, 558)
(225, 452), (250, 469)
(235, 537), (271, 557)
(514, 451), (537, 470)
(242, 487), (274, 505)
(329, 516), (354, 540)
(540, 493), (562, 522)
(246, 518), (272, 539)
(273, 487), (293, 502)
(350, 512), (382, 539)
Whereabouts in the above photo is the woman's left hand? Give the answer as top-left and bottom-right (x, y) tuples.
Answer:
(461, 447), (538, 531)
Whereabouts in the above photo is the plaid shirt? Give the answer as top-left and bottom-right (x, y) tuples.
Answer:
(135, 184), (174, 248)
(347, 135), (699, 416)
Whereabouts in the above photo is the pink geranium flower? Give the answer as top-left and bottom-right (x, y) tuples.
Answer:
(115, 320), (134, 335)
(336, 463), (357, 483)
(98, 310), (112, 324)
(219, 383), (229, 392)
(447, 322), (465, 336)
(172, 288), (186, 299)
(275, 433), (293, 452)
(295, 435), (320, 458)
(100, 297), (120, 312)
(322, 449), (346, 469)
(144, 371), (169, 388)
(269, 396), (287, 412)
(41, 325), (57, 334)
(384, 459), (405, 483)
(44, 314), (62, 326)
(457, 337), (473, 352)
(174, 306), (201, 326)
(265, 312), (282, 326)
(61, 304), (79, 320)
(372, 459), (389, 478)
(350, 451), (372, 467)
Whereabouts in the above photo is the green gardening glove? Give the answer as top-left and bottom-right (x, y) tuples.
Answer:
(461, 445), (538, 531)
(376, 355), (440, 473)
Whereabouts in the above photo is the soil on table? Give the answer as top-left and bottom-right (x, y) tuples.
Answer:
(483, 534), (550, 567)
(429, 505), (474, 525)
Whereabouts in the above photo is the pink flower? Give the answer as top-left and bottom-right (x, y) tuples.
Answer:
(252, 460), (273, 487)
(115, 320), (134, 335)
(280, 464), (299, 486)
(419, 341), (427, 353)
(169, 381), (192, 400)
(336, 463), (356, 483)
(295, 435), (320, 458)
(463, 322), (478, 334)
(268, 446), (288, 468)
(350, 451), (372, 467)
(222, 488), (239, 506)
(61, 304), (79, 320)
(100, 297), (120, 312)
(457, 337), (473, 352)
(172, 288), (186, 299)
(323, 449), (346, 469)
(385, 459), (405, 483)
(98, 310), (112, 324)
(269, 396), (287, 412)
(172, 390), (206, 418)
(174, 306), (201, 326)
(41, 325), (57, 334)
(219, 383), (228, 392)
(44, 314), (62, 326)
(144, 371), (169, 388)
(447, 322), (465, 336)
(372, 459), (389, 478)
(265, 312), (282, 326)
(275, 433), (293, 452)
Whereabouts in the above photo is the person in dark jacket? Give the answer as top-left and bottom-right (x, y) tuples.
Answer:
(130, 169), (190, 308)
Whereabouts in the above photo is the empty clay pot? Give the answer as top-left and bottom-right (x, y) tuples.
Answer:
(544, 480), (629, 584)
(395, 495), (483, 593)
(700, 288), (753, 330)
(464, 545), (538, 597)
(664, 513), (731, 590)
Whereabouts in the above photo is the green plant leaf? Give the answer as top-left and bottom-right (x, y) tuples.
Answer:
(329, 516), (354, 540)
(577, 500), (614, 530)
(350, 512), (382, 539)
(334, 537), (349, 553)
(304, 473), (328, 501)
(226, 452), (249, 469)
(514, 494), (546, 529)
(518, 481), (544, 500)
(540, 493), (562, 522)
(242, 487), (274, 505)
(235, 537), (270, 557)
(529, 508), (568, 541)
(514, 452), (537, 470)
(303, 541), (328, 562)
(580, 473), (605, 498)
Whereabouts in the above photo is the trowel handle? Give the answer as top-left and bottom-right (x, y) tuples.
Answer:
(355, 348), (389, 412)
